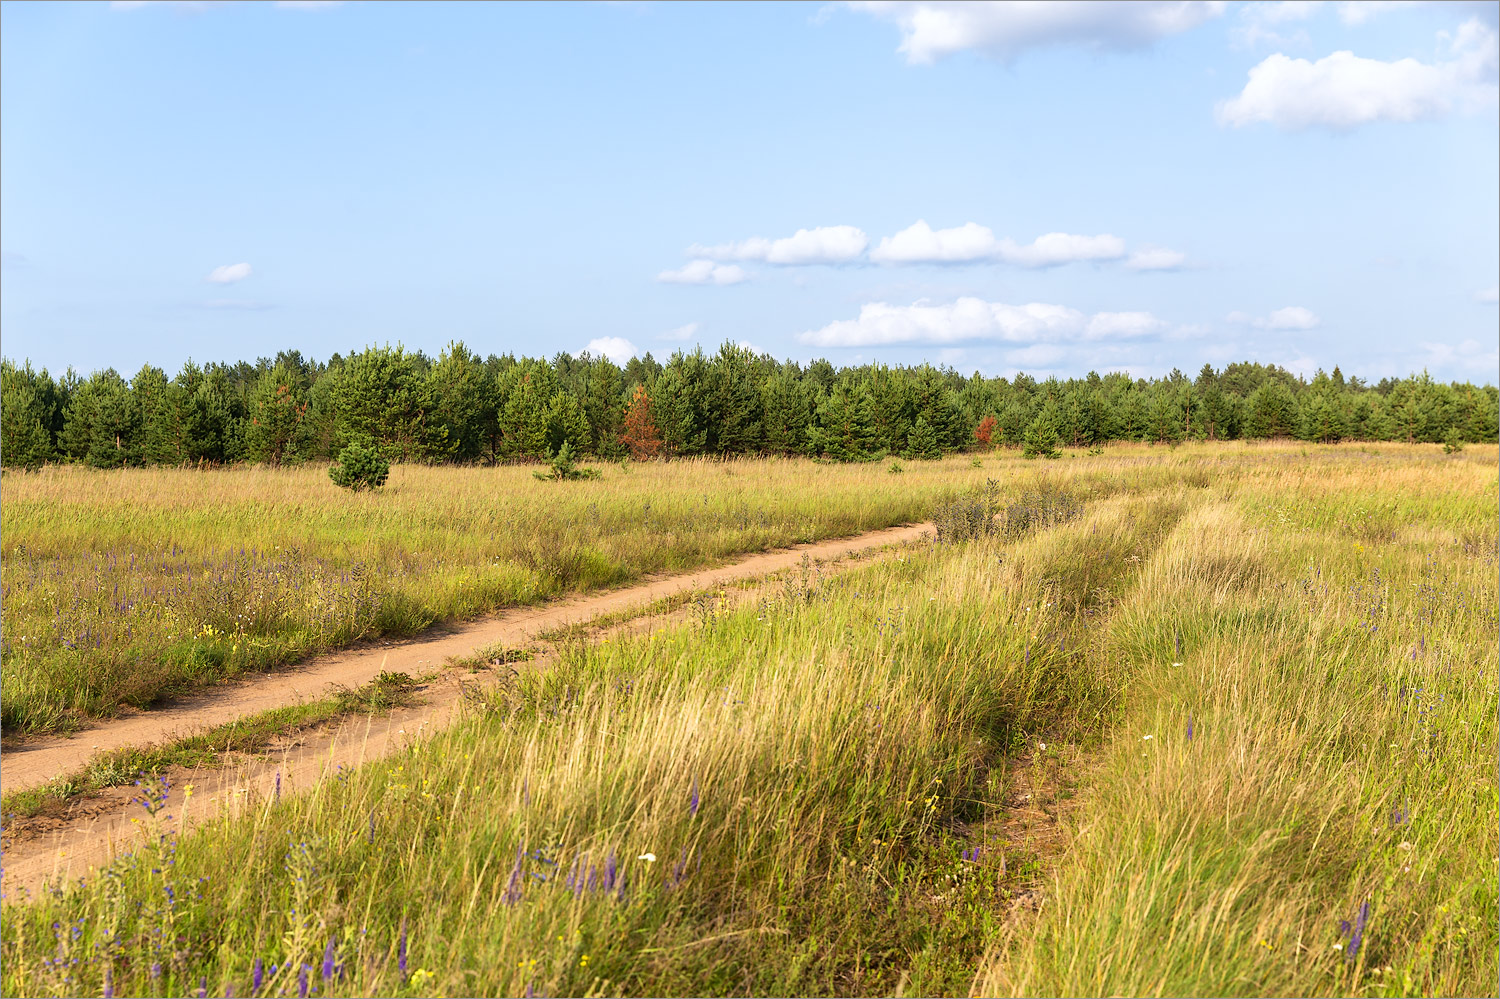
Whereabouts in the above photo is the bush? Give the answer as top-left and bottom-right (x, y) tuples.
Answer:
(329, 442), (390, 491)
(1443, 429), (1466, 454)
(905, 416), (942, 460)
(534, 441), (601, 482)
(1022, 415), (1061, 460)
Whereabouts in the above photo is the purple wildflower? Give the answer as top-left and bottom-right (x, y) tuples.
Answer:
(252, 957), (264, 992)
(603, 851), (617, 892)
(1186, 715), (1194, 741)
(298, 964), (309, 999)
(525, 981), (535, 998)
(103, 969), (113, 999)
(199, 977), (208, 997)
(398, 921), (408, 977)
(689, 778), (700, 818)
(1344, 901), (1370, 961)
(151, 962), (163, 980)
(322, 938), (336, 980)
(274, 772), (281, 801)
(368, 810), (376, 844)
(503, 845), (525, 904)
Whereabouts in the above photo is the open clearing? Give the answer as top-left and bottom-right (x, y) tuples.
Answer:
(2, 444), (1496, 998)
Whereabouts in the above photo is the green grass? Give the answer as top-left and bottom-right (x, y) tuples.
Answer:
(1, 443), (1494, 998)
(0, 457), (981, 734)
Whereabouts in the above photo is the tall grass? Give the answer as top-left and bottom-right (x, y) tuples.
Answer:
(979, 450), (1498, 997)
(2, 443), (1493, 999)
(1, 458), (983, 734)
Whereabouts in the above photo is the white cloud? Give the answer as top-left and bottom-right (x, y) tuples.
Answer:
(1124, 246), (1188, 271)
(1417, 337), (1500, 374)
(1337, 1), (1417, 26)
(1477, 286), (1499, 303)
(870, 220), (1000, 263)
(1218, 19), (1500, 129)
(798, 296), (1166, 347)
(1085, 311), (1166, 338)
(656, 260), (748, 285)
(582, 336), (637, 365)
(660, 322), (701, 340)
(847, 0), (1226, 64)
(997, 232), (1126, 267)
(1228, 306), (1321, 330)
(206, 262), (252, 284)
(690, 225), (868, 265)
(1231, 1), (1320, 48)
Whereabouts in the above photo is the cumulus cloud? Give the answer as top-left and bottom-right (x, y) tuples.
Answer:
(689, 225), (868, 265)
(1228, 306), (1321, 330)
(582, 337), (638, 365)
(1124, 246), (1188, 271)
(847, 0), (1226, 63)
(870, 220), (1000, 263)
(997, 232), (1126, 267)
(1218, 19), (1500, 129)
(206, 262), (252, 284)
(1476, 286), (1499, 303)
(798, 297), (1166, 347)
(660, 322), (701, 340)
(656, 260), (748, 285)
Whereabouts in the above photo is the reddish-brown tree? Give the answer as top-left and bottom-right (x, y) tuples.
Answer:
(974, 414), (998, 450)
(619, 384), (662, 460)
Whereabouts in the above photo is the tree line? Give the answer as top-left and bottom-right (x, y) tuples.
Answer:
(1, 343), (1496, 470)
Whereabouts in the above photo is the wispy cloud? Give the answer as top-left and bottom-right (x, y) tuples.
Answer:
(660, 322), (701, 340)
(206, 262), (253, 284)
(689, 225), (868, 265)
(1227, 306), (1321, 330)
(656, 260), (747, 285)
(847, 0), (1226, 64)
(199, 298), (274, 311)
(1124, 246), (1188, 271)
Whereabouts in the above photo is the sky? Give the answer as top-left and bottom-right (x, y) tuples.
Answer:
(2, 0), (1497, 384)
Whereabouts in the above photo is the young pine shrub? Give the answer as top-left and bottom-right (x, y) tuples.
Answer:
(534, 441), (601, 482)
(328, 442), (390, 491)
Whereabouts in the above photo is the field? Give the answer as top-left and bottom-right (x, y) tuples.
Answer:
(1, 443), (1496, 998)
(0, 458), (983, 735)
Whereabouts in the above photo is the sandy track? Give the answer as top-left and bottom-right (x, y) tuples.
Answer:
(1, 523), (929, 896)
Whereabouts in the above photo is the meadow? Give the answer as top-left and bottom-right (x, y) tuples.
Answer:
(0, 458), (986, 735)
(1, 443), (1496, 998)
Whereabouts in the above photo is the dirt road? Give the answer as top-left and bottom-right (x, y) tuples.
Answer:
(0, 522), (930, 896)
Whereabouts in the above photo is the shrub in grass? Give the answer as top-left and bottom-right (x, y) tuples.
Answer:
(534, 441), (601, 481)
(328, 442), (389, 491)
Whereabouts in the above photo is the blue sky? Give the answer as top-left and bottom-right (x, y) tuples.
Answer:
(2, 0), (1496, 383)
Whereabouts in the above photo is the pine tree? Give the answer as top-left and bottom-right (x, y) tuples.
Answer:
(0, 360), (56, 468)
(1022, 409), (1061, 459)
(619, 384), (662, 460)
(542, 390), (591, 457)
(426, 341), (495, 463)
(905, 415), (942, 459)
